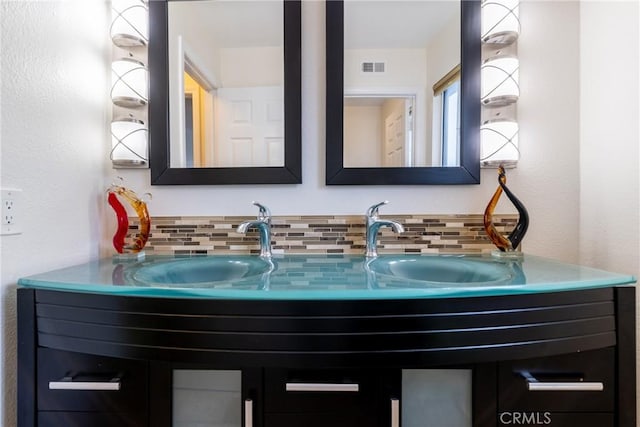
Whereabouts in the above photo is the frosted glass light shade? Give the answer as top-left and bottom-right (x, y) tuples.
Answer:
(482, 0), (520, 44)
(481, 118), (519, 168)
(111, 0), (148, 47)
(111, 58), (148, 107)
(481, 56), (519, 107)
(111, 117), (148, 167)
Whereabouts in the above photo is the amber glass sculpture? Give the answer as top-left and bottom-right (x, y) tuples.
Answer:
(484, 165), (529, 253)
(107, 181), (151, 254)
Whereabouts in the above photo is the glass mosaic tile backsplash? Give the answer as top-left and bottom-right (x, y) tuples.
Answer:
(129, 214), (518, 256)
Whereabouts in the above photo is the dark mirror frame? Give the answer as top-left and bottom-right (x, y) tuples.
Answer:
(326, 0), (481, 185)
(149, 0), (302, 185)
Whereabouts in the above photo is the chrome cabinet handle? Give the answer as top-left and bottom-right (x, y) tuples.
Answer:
(527, 382), (604, 391)
(285, 382), (359, 392)
(48, 376), (121, 391)
(390, 398), (399, 427)
(522, 371), (604, 392)
(244, 399), (253, 427)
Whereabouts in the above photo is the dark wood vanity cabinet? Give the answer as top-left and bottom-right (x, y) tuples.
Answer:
(18, 286), (636, 427)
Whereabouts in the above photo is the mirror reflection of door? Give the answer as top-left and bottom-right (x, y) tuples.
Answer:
(344, 96), (415, 167)
(168, 1), (284, 168)
(183, 71), (212, 167)
(343, 0), (461, 168)
(216, 87), (284, 167)
(382, 102), (411, 167)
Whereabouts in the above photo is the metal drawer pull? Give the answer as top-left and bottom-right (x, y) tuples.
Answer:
(49, 376), (121, 391)
(527, 382), (604, 391)
(522, 372), (604, 392)
(244, 399), (253, 427)
(390, 398), (399, 427)
(286, 382), (359, 392)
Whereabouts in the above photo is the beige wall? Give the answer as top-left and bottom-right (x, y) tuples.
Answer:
(0, 1), (111, 425)
(579, 0), (639, 277)
(344, 104), (383, 166)
(578, 0), (640, 416)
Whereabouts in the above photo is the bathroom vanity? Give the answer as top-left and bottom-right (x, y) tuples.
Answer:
(17, 254), (636, 427)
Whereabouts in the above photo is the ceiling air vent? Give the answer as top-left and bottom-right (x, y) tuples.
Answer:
(362, 62), (385, 73)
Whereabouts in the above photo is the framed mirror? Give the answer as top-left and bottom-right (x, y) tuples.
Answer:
(149, 0), (301, 185)
(326, 0), (481, 185)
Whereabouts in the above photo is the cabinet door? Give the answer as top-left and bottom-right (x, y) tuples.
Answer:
(264, 368), (390, 427)
(400, 369), (472, 427)
(497, 412), (614, 427)
(38, 411), (146, 427)
(498, 348), (615, 412)
(172, 368), (262, 427)
(173, 370), (242, 427)
(37, 348), (148, 414)
(265, 369), (379, 413)
(265, 411), (371, 427)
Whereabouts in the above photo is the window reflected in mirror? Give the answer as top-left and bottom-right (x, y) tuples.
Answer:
(342, 0), (461, 168)
(168, 1), (284, 168)
(432, 65), (461, 167)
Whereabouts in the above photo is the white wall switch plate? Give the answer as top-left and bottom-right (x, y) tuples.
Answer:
(1, 188), (22, 235)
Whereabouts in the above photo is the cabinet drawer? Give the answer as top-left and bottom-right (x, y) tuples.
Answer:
(265, 411), (378, 427)
(265, 369), (384, 413)
(38, 411), (146, 427)
(499, 347), (614, 412)
(497, 411), (613, 427)
(38, 348), (148, 412)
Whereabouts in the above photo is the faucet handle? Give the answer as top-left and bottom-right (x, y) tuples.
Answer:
(366, 200), (389, 218)
(252, 201), (271, 221)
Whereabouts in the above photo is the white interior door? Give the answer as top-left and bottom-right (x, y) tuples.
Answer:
(215, 86), (284, 167)
(384, 108), (406, 167)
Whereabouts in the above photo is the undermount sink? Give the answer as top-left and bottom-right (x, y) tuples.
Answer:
(131, 256), (273, 286)
(366, 255), (513, 286)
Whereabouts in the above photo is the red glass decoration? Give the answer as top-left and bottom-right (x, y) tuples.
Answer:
(107, 183), (150, 254)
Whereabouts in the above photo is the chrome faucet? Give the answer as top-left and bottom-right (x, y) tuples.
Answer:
(365, 201), (405, 258)
(237, 202), (272, 258)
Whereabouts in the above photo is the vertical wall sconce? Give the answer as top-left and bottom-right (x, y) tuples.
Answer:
(481, 0), (520, 168)
(111, 0), (149, 47)
(481, 0), (520, 44)
(111, 57), (149, 107)
(111, 116), (149, 167)
(481, 55), (519, 106)
(481, 118), (519, 167)
(110, 0), (149, 168)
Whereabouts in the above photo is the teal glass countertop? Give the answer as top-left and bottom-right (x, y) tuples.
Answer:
(17, 254), (636, 300)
